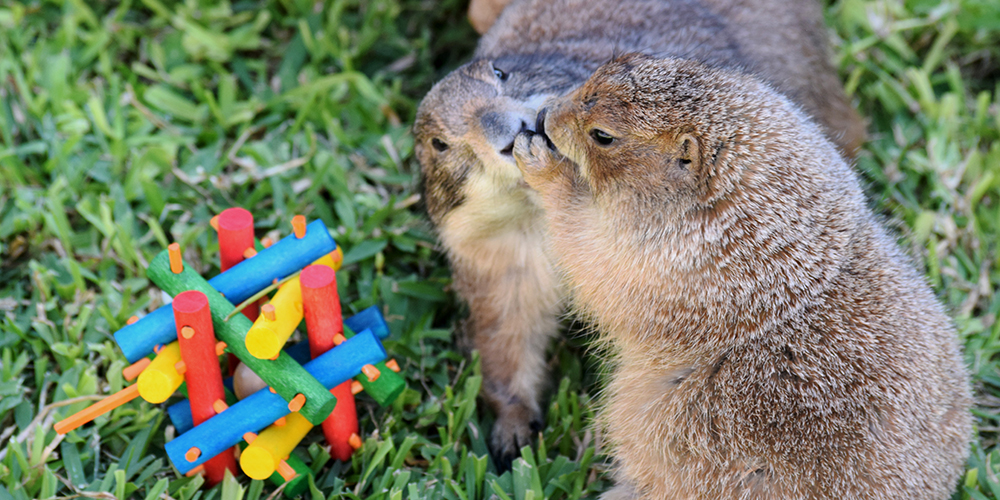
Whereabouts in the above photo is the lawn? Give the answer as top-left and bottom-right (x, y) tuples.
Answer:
(0, 0), (997, 499)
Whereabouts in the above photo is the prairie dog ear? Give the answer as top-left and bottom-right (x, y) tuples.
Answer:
(676, 133), (701, 172)
(468, 0), (512, 34)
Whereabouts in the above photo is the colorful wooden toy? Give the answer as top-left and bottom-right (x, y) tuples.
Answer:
(146, 247), (337, 425)
(55, 211), (408, 495)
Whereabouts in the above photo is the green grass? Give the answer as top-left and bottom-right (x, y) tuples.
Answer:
(0, 0), (997, 498)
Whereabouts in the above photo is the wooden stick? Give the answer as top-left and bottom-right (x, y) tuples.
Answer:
(216, 208), (255, 273)
(322, 381), (358, 461)
(216, 208), (259, 374)
(300, 262), (359, 459)
(240, 412), (312, 480)
(54, 385), (140, 434)
(300, 265), (343, 359)
(136, 342), (183, 404)
(122, 358), (151, 382)
(292, 215), (306, 239)
(174, 290), (238, 484)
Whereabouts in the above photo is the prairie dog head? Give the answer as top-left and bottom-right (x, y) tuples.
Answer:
(414, 59), (551, 224)
(536, 53), (847, 214)
(516, 53), (863, 344)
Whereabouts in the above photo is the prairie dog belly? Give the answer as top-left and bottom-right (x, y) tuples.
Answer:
(438, 169), (551, 284)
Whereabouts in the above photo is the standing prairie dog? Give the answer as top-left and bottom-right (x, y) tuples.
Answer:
(414, 0), (866, 465)
(513, 53), (971, 499)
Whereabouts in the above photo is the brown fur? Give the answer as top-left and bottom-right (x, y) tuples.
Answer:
(414, 0), (866, 465)
(513, 53), (971, 499)
(468, 0), (513, 34)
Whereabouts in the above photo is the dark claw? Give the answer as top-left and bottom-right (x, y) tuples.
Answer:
(529, 418), (544, 433)
(535, 108), (556, 151)
(495, 450), (517, 472)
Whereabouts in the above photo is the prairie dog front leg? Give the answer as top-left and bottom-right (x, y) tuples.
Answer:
(447, 227), (562, 468)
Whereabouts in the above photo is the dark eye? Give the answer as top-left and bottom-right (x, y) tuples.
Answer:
(590, 129), (614, 146)
(491, 64), (508, 81)
(431, 138), (449, 152)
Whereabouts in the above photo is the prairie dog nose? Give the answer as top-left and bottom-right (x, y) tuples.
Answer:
(480, 111), (531, 154)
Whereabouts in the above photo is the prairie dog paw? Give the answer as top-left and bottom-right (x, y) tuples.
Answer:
(599, 484), (642, 500)
(490, 403), (543, 471)
(513, 130), (566, 190)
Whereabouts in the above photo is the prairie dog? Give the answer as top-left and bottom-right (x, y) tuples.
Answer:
(414, 0), (866, 465)
(513, 53), (971, 499)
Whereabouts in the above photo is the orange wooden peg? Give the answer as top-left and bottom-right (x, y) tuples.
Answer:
(362, 364), (380, 382)
(168, 243), (183, 274)
(122, 358), (151, 381)
(292, 215), (306, 238)
(287, 394), (306, 412)
(213, 399), (229, 414)
(348, 433), (362, 450)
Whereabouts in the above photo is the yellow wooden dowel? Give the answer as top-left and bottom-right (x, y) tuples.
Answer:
(239, 412), (313, 480)
(243, 252), (341, 359)
(137, 341), (184, 404)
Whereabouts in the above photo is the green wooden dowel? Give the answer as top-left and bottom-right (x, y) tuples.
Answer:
(355, 360), (405, 406)
(269, 452), (311, 497)
(342, 325), (405, 406)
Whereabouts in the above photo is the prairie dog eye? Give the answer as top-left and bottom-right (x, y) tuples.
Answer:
(491, 63), (508, 81)
(590, 129), (615, 146)
(432, 138), (449, 152)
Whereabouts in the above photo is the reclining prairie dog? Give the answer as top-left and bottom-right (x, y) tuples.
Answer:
(413, 0), (866, 465)
(513, 53), (971, 499)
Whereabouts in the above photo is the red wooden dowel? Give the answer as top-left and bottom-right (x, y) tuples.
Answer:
(216, 208), (258, 374)
(217, 208), (254, 273)
(216, 207), (259, 322)
(173, 290), (238, 484)
(300, 264), (357, 459)
(300, 265), (343, 359)
(322, 381), (358, 461)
